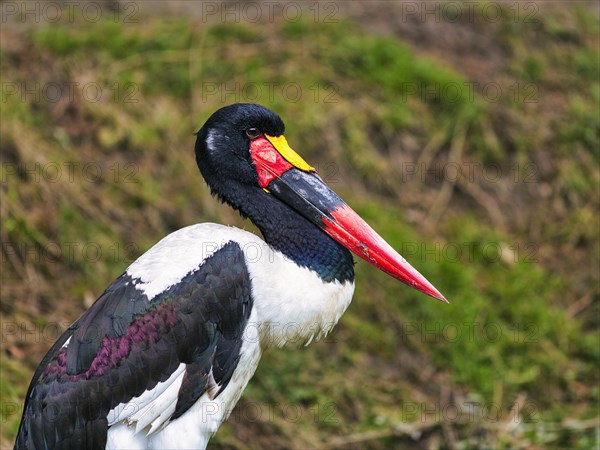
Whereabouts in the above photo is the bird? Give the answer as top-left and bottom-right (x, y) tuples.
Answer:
(15, 103), (446, 450)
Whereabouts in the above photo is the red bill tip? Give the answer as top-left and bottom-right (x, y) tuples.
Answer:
(322, 205), (448, 303)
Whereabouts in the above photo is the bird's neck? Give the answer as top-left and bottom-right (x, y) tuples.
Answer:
(222, 184), (354, 284)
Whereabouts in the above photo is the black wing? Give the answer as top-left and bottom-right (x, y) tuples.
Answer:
(15, 242), (253, 450)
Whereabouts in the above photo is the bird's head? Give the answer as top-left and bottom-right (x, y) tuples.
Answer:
(195, 103), (447, 302)
(196, 103), (287, 189)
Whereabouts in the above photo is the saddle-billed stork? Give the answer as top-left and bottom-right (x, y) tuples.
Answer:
(15, 104), (446, 449)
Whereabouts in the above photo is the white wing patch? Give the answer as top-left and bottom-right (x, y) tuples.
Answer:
(107, 363), (186, 432)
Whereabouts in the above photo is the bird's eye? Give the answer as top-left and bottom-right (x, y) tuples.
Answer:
(245, 128), (261, 140)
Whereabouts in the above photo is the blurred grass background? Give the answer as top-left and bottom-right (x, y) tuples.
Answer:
(1, 1), (598, 448)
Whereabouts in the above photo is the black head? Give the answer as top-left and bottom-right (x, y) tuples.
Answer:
(195, 103), (285, 191)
